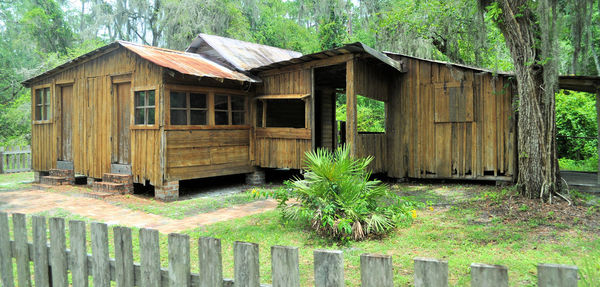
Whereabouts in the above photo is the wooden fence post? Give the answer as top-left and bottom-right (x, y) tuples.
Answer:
(50, 217), (68, 286)
(471, 263), (508, 287)
(69, 220), (88, 287)
(140, 228), (161, 287)
(537, 263), (578, 287)
(199, 237), (223, 287)
(314, 250), (345, 287)
(32, 216), (50, 286)
(0, 212), (14, 287)
(414, 257), (448, 287)
(114, 226), (134, 287)
(271, 245), (300, 287)
(234, 241), (260, 287)
(13, 213), (31, 287)
(168, 233), (190, 287)
(360, 253), (393, 287)
(91, 222), (110, 287)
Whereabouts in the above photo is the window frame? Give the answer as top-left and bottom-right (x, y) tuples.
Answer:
(132, 87), (158, 128)
(165, 86), (249, 130)
(33, 84), (52, 124)
(168, 90), (209, 126)
(214, 94), (246, 126)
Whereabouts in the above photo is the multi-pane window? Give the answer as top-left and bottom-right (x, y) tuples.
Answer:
(170, 91), (207, 125)
(215, 94), (245, 125)
(34, 87), (51, 121)
(134, 90), (156, 125)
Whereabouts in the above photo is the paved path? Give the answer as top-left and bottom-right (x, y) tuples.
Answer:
(0, 189), (278, 233)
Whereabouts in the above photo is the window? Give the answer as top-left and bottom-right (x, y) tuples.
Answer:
(257, 99), (306, 128)
(170, 91), (207, 125)
(215, 94), (245, 125)
(134, 90), (156, 125)
(34, 87), (51, 121)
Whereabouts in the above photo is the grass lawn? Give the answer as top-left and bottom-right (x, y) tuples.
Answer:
(0, 172), (33, 190)
(113, 191), (262, 219)
(4, 183), (599, 286)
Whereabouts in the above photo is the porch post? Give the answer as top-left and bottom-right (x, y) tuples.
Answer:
(346, 58), (358, 157)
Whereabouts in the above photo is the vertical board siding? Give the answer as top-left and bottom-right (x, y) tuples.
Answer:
(29, 47), (163, 185)
(356, 133), (387, 173)
(385, 56), (515, 180)
(255, 69), (313, 169)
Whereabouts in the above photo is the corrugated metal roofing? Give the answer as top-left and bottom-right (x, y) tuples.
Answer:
(249, 42), (405, 73)
(186, 33), (302, 71)
(23, 40), (258, 86)
(384, 51), (512, 76)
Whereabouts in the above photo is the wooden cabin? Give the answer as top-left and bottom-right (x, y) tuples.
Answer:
(23, 34), (515, 200)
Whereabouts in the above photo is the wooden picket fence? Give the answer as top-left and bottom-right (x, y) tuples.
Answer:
(0, 146), (31, 174)
(0, 212), (579, 287)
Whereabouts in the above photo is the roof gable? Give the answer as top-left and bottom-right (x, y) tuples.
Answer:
(23, 41), (258, 86)
(186, 33), (302, 72)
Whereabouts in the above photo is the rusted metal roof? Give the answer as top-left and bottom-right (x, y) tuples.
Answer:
(249, 42), (405, 73)
(186, 33), (302, 71)
(119, 41), (258, 82)
(23, 41), (258, 86)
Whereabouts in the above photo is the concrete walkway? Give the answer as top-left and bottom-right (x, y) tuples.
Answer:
(0, 189), (278, 233)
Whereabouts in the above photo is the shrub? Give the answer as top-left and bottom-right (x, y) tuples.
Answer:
(270, 145), (418, 241)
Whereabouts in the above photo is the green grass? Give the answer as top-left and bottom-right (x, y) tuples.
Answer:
(0, 172), (33, 190)
(559, 157), (598, 172)
(114, 191), (262, 219)
(4, 185), (599, 286)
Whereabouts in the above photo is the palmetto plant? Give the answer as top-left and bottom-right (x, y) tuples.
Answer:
(274, 145), (415, 241)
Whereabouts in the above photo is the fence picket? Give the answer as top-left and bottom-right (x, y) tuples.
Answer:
(360, 253), (393, 287)
(314, 250), (344, 287)
(69, 220), (88, 287)
(471, 263), (508, 287)
(414, 257), (448, 287)
(32, 216), (50, 286)
(0, 216), (584, 287)
(271, 245), (300, 287)
(537, 264), (578, 287)
(13, 213), (31, 287)
(234, 241), (260, 287)
(168, 233), (190, 287)
(91, 222), (110, 287)
(140, 228), (161, 287)
(0, 212), (14, 287)
(0, 145), (32, 173)
(50, 217), (68, 286)
(199, 237), (223, 287)
(114, 226), (134, 287)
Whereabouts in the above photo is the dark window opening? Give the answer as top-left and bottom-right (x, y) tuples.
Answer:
(258, 99), (306, 128)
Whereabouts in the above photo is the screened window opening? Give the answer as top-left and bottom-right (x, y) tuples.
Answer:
(34, 87), (51, 121)
(134, 90), (156, 125)
(170, 91), (207, 125)
(257, 99), (306, 128)
(215, 94), (246, 125)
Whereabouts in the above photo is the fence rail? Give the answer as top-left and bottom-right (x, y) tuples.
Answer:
(0, 146), (31, 174)
(0, 212), (579, 287)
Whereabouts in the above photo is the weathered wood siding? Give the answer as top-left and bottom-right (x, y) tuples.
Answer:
(29, 47), (163, 185)
(386, 56), (515, 180)
(165, 129), (252, 180)
(255, 69), (313, 169)
(357, 133), (386, 173)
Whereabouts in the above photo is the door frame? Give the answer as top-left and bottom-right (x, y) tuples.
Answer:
(57, 83), (74, 162)
(111, 74), (132, 165)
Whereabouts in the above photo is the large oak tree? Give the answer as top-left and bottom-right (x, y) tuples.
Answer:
(478, 0), (564, 201)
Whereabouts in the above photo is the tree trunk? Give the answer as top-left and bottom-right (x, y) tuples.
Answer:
(481, 0), (562, 200)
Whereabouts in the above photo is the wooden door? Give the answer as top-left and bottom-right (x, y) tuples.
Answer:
(60, 85), (73, 161)
(113, 82), (131, 164)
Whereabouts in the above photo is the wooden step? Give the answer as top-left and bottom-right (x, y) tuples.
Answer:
(92, 182), (128, 194)
(40, 176), (69, 186)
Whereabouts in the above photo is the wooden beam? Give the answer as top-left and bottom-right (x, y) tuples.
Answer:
(311, 69), (316, 150)
(346, 59), (358, 157)
(258, 54), (355, 77)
